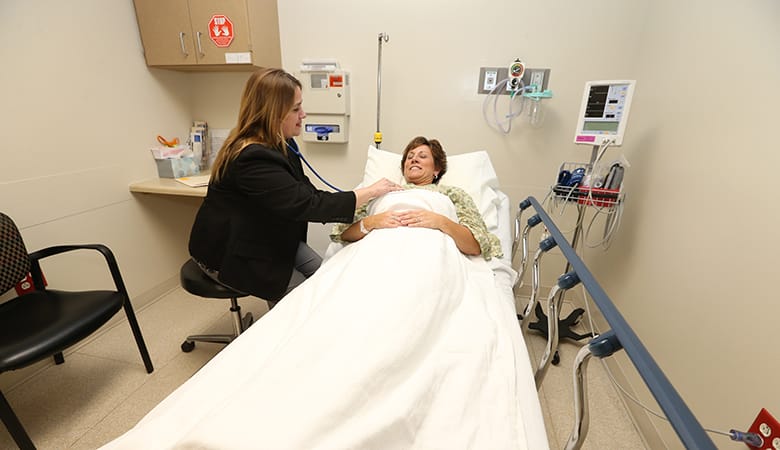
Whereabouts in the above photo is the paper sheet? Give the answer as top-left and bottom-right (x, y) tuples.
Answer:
(174, 174), (210, 187)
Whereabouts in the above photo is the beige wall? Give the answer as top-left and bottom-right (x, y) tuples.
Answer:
(2, 0), (778, 448)
(586, 0), (780, 446)
(0, 0), (200, 301)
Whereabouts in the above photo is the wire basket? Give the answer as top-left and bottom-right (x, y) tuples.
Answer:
(553, 161), (623, 208)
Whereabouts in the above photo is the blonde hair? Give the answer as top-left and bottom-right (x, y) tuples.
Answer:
(211, 68), (302, 183)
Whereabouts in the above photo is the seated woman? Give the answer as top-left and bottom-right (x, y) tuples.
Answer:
(331, 136), (503, 260)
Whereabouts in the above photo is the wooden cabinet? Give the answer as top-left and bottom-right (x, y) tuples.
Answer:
(132, 0), (281, 70)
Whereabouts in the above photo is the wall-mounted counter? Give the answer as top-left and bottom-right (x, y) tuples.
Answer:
(129, 178), (207, 198)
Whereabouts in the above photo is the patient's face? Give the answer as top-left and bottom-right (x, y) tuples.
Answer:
(403, 145), (438, 185)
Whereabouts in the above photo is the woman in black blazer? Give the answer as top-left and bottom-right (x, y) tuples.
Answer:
(189, 68), (400, 302)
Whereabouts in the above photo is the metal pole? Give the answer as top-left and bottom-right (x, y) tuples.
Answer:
(375, 33), (389, 148)
(552, 145), (599, 327)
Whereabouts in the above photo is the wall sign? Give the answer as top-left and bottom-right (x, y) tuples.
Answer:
(208, 15), (234, 48)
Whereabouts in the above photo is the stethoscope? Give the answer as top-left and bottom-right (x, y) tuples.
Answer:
(286, 141), (343, 192)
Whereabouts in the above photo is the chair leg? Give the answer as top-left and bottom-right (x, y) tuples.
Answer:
(121, 300), (154, 374)
(229, 297), (253, 335)
(53, 352), (64, 365)
(0, 389), (35, 450)
(181, 297), (253, 353)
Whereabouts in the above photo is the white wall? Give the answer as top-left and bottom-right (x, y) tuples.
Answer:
(2, 0), (778, 447)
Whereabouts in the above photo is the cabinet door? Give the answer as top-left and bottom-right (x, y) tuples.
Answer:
(133, 0), (197, 66)
(188, 0), (252, 66)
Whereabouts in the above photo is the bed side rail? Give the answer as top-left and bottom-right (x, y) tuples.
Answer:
(524, 196), (715, 449)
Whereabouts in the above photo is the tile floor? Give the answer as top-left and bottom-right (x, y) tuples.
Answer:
(0, 288), (647, 449)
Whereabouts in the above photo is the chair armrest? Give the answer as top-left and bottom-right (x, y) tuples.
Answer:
(27, 244), (129, 296)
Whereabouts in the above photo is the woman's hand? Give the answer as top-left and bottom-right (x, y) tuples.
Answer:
(353, 178), (402, 207)
(366, 211), (405, 230)
(339, 211), (403, 243)
(396, 209), (443, 229)
(397, 209), (481, 256)
(343, 208), (481, 256)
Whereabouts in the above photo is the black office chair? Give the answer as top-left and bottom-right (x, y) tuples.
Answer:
(179, 259), (253, 353)
(0, 212), (154, 450)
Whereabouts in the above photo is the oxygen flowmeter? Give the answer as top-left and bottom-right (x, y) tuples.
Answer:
(508, 58), (525, 91)
(297, 59), (350, 143)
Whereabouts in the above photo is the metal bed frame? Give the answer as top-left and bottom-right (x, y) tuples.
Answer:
(516, 196), (716, 449)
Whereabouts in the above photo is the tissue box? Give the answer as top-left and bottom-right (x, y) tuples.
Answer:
(155, 157), (200, 178)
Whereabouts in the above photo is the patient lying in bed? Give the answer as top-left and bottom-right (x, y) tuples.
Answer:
(103, 142), (548, 450)
(332, 136), (502, 260)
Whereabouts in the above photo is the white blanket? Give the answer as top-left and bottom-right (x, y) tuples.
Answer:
(104, 190), (547, 449)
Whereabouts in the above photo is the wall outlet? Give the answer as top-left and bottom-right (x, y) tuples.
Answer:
(524, 68), (551, 92)
(478, 67), (509, 94)
(479, 67), (550, 95)
(483, 69), (498, 91)
(748, 408), (780, 449)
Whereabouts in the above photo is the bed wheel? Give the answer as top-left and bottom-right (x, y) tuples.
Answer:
(552, 351), (560, 365)
(181, 340), (195, 353)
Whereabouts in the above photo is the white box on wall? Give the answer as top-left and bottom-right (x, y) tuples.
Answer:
(297, 60), (350, 143)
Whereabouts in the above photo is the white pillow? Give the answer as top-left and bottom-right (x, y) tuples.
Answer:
(361, 146), (404, 185)
(361, 145), (500, 231)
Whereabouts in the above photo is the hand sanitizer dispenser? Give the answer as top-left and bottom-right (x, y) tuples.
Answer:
(297, 59), (350, 143)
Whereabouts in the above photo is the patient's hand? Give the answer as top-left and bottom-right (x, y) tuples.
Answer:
(365, 211), (404, 230)
(396, 209), (443, 229)
(397, 209), (481, 256)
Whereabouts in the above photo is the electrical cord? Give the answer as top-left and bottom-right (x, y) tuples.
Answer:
(593, 140), (613, 168)
(545, 187), (584, 236)
(583, 194), (624, 250)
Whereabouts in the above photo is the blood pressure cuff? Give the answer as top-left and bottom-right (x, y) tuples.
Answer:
(557, 167), (586, 187)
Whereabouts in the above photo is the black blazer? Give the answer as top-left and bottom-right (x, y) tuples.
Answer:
(189, 141), (356, 301)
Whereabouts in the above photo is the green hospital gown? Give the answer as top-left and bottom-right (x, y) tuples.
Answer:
(330, 183), (503, 260)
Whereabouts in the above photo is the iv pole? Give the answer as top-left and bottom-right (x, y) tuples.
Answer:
(374, 32), (389, 148)
(527, 145), (604, 363)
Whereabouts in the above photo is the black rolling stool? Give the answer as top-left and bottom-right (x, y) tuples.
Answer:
(179, 258), (254, 352)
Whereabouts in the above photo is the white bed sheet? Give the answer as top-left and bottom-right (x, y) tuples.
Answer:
(103, 189), (548, 450)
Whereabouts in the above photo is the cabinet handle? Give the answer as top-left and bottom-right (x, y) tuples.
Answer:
(196, 31), (205, 57)
(179, 32), (189, 56)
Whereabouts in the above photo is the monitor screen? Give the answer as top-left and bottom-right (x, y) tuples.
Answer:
(574, 80), (635, 146)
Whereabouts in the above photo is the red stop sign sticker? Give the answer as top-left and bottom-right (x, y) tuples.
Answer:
(208, 15), (234, 48)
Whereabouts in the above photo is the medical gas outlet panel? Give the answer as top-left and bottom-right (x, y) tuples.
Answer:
(297, 60), (350, 143)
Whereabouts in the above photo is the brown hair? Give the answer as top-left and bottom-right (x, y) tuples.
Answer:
(211, 68), (302, 182)
(401, 136), (448, 184)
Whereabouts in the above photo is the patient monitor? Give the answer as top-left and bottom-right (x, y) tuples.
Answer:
(574, 80), (635, 146)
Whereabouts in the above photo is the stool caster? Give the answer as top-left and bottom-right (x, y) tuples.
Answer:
(181, 340), (195, 353)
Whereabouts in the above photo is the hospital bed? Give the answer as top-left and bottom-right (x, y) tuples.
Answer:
(517, 196), (716, 449)
(102, 147), (550, 449)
